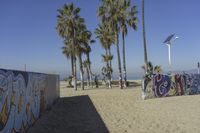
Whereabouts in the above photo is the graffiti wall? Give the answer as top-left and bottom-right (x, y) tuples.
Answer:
(142, 74), (200, 100)
(0, 69), (59, 133)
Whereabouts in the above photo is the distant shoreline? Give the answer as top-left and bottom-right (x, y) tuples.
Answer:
(60, 77), (142, 81)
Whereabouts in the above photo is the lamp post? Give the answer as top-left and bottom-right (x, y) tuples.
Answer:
(163, 34), (179, 72)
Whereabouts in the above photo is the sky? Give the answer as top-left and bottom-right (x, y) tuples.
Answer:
(0, 0), (200, 79)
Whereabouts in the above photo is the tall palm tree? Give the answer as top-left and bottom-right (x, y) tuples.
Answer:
(98, 0), (124, 89)
(56, 3), (85, 90)
(95, 23), (114, 88)
(120, 0), (138, 88)
(142, 0), (148, 73)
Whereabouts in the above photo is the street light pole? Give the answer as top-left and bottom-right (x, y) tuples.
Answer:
(167, 44), (171, 71)
(163, 34), (179, 73)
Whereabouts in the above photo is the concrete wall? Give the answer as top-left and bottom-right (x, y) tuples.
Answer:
(0, 69), (59, 133)
(142, 74), (200, 100)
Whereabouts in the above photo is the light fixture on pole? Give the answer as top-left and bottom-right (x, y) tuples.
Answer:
(163, 34), (179, 72)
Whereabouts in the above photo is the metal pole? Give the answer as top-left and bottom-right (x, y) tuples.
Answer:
(168, 44), (172, 72)
(163, 35), (178, 74)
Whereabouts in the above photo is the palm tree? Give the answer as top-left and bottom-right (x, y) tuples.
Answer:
(120, 0), (138, 88)
(95, 23), (114, 88)
(56, 3), (85, 90)
(95, 24), (114, 52)
(154, 65), (162, 74)
(97, 0), (124, 89)
(142, 0), (148, 73)
(141, 61), (162, 75)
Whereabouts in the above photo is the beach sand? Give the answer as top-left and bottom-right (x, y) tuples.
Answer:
(28, 81), (200, 133)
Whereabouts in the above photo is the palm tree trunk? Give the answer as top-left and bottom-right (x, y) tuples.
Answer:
(71, 55), (74, 76)
(86, 66), (90, 87)
(87, 53), (91, 70)
(88, 66), (93, 88)
(71, 55), (74, 87)
(105, 49), (112, 89)
(72, 28), (77, 90)
(70, 55), (74, 86)
(122, 31), (127, 88)
(108, 46), (113, 81)
(116, 33), (123, 89)
(73, 56), (77, 90)
(78, 54), (84, 90)
(86, 53), (91, 86)
(142, 0), (148, 73)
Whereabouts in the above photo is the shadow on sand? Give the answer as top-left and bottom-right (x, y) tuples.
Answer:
(28, 95), (109, 133)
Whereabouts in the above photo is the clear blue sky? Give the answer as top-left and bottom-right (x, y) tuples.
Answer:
(0, 0), (199, 79)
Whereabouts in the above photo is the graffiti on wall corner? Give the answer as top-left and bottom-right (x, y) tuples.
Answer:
(142, 73), (200, 100)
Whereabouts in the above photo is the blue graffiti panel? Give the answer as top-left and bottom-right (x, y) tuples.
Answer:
(153, 74), (171, 97)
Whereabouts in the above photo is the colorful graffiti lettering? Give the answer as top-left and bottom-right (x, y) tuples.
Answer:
(0, 69), (59, 133)
(142, 74), (200, 99)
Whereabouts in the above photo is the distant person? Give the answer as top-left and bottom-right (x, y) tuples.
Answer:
(94, 75), (99, 88)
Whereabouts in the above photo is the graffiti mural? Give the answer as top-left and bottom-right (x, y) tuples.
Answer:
(142, 74), (200, 100)
(0, 69), (59, 133)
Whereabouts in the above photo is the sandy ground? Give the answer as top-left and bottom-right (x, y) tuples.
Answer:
(28, 81), (200, 133)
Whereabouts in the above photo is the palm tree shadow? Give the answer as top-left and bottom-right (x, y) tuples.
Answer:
(28, 95), (109, 133)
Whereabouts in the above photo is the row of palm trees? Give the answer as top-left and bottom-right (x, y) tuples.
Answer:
(96, 0), (138, 89)
(95, 23), (114, 88)
(56, 0), (149, 90)
(56, 3), (94, 90)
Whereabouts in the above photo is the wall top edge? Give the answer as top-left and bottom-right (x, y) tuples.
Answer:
(0, 68), (59, 76)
